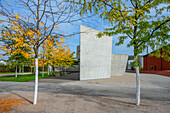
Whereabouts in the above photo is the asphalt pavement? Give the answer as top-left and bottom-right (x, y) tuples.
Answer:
(0, 73), (169, 102)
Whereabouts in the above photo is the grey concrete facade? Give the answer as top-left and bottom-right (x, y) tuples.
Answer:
(76, 45), (80, 61)
(111, 54), (128, 76)
(80, 25), (112, 80)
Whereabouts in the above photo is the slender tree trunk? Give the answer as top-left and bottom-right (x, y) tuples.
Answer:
(48, 64), (49, 75)
(42, 65), (44, 77)
(34, 0), (40, 105)
(135, 56), (140, 105)
(52, 66), (55, 76)
(31, 67), (33, 74)
(15, 66), (17, 78)
(136, 66), (140, 105)
(33, 58), (38, 105)
(64, 67), (67, 75)
(19, 66), (21, 73)
(22, 65), (24, 75)
(51, 66), (55, 76)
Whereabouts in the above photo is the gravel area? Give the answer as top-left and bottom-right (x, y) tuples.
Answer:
(2, 91), (169, 113)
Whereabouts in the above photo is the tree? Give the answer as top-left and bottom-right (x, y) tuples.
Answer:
(150, 44), (170, 62)
(7, 54), (30, 77)
(28, 58), (35, 74)
(39, 45), (47, 77)
(59, 49), (75, 75)
(0, 24), (31, 77)
(43, 37), (75, 75)
(68, 0), (170, 105)
(0, 0), (90, 105)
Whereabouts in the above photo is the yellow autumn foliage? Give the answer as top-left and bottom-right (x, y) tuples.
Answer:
(43, 38), (74, 68)
(0, 19), (33, 60)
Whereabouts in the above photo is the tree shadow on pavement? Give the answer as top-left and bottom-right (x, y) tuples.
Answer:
(10, 91), (33, 104)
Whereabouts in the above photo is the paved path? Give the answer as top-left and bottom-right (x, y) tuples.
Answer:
(0, 72), (32, 77)
(126, 70), (170, 77)
(126, 72), (170, 89)
(0, 72), (47, 76)
(0, 73), (170, 113)
(0, 73), (170, 101)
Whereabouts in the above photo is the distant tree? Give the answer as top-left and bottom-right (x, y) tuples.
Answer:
(7, 54), (30, 77)
(39, 45), (47, 77)
(43, 37), (75, 75)
(1, 25), (31, 77)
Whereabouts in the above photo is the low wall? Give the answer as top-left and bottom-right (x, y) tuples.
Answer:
(111, 54), (128, 76)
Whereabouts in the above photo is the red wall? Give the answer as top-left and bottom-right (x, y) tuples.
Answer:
(162, 58), (170, 70)
(143, 55), (170, 71)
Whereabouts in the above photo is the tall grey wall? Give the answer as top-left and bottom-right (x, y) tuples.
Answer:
(111, 54), (128, 76)
(80, 25), (112, 80)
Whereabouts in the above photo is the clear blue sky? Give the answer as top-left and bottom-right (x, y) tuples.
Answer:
(1, 0), (157, 60)
(59, 15), (148, 56)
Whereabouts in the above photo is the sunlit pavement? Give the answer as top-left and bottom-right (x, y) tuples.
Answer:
(0, 73), (170, 102)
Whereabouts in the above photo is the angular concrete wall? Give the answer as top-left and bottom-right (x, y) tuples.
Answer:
(80, 25), (112, 80)
(111, 54), (128, 76)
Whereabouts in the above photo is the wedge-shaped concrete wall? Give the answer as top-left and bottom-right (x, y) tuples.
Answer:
(80, 25), (112, 80)
(111, 54), (128, 76)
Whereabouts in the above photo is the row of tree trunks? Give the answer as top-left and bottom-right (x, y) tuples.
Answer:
(15, 64), (49, 78)
(15, 65), (24, 77)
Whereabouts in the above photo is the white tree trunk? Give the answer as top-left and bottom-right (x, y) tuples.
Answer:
(42, 65), (44, 77)
(33, 58), (38, 105)
(22, 65), (24, 75)
(19, 66), (21, 73)
(15, 66), (17, 78)
(136, 66), (140, 105)
(48, 64), (49, 75)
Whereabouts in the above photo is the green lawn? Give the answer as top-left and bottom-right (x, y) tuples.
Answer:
(0, 73), (52, 82)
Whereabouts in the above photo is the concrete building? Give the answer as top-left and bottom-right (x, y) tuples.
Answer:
(79, 25), (128, 80)
(76, 45), (80, 61)
(80, 25), (112, 80)
(111, 54), (128, 76)
(143, 51), (170, 71)
(61, 25), (128, 80)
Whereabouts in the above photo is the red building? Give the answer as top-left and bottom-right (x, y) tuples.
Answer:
(143, 51), (170, 71)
